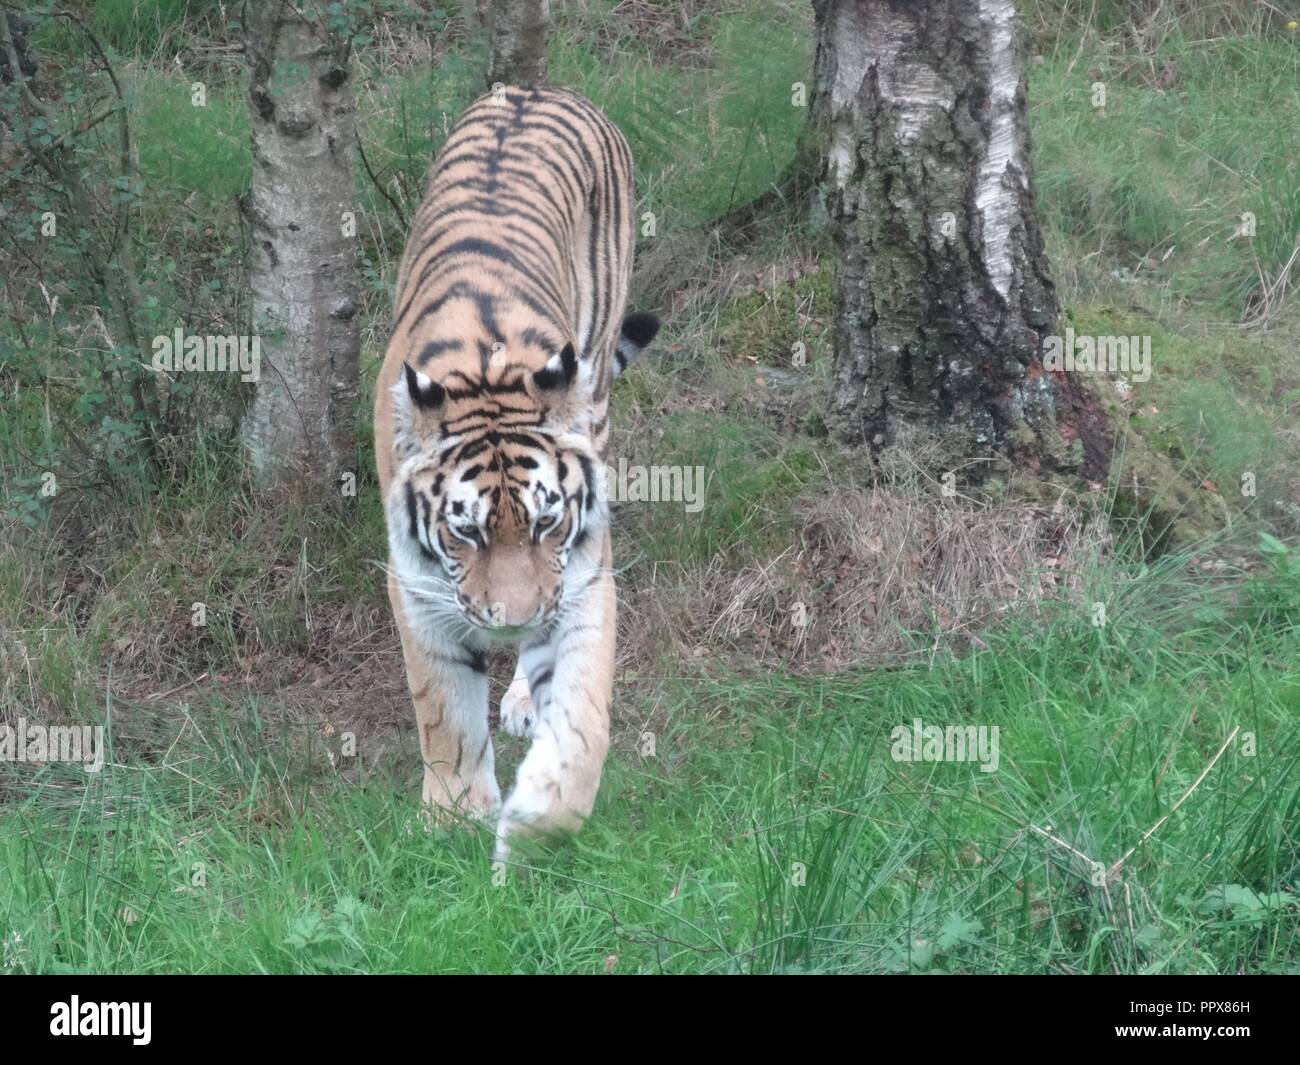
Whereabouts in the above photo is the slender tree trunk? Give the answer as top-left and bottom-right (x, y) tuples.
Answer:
(461, 0), (490, 44)
(486, 0), (549, 87)
(824, 0), (1108, 481)
(0, 13), (36, 83)
(242, 0), (360, 495)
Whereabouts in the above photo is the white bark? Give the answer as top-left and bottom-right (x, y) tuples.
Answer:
(972, 0), (1023, 300)
(827, 1), (958, 189)
(824, 0), (1033, 303)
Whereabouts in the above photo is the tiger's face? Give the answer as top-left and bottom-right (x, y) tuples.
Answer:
(386, 343), (604, 640)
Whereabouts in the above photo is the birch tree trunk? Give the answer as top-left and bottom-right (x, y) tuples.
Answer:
(823, 0), (1108, 481)
(242, 1), (360, 495)
(486, 0), (549, 87)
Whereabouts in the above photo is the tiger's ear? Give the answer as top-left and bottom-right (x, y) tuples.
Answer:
(391, 362), (444, 455)
(533, 342), (578, 393)
(615, 312), (659, 375)
(402, 362), (445, 410)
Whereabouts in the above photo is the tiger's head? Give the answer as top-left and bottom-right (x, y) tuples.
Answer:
(385, 339), (608, 640)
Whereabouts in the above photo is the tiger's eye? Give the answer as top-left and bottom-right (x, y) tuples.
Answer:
(454, 523), (485, 547)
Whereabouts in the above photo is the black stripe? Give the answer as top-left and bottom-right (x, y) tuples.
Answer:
(413, 213), (561, 277)
(405, 484), (436, 561)
(421, 195), (565, 247)
(439, 236), (567, 313)
(431, 166), (571, 229)
(520, 326), (564, 351)
(576, 453), (596, 511)
(499, 430), (548, 448)
(459, 438), (493, 461)
(395, 278), (481, 331)
(416, 339), (463, 365)
(524, 110), (598, 177)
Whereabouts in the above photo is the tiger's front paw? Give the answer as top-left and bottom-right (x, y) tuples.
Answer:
(421, 768), (500, 828)
(499, 673), (536, 738)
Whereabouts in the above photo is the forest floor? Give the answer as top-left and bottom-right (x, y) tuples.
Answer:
(0, 1), (1298, 973)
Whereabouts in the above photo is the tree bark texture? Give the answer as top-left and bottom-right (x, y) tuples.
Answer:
(242, 0), (360, 494)
(486, 0), (549, 87)
(823, 0), (1108, 480)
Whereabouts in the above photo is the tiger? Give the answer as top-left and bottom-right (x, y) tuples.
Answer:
(374, 85), (659, 862)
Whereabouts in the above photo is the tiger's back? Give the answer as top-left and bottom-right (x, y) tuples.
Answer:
(377, 85), (638, 491)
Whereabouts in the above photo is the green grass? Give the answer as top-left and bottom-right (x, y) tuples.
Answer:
(345, 2), (810, 242)
(10, 439), (385, 678)
(1031, 29), (1300, 311)
(556, 12), (811, 229)
(90, 0), (224, 55)
(616, 411), (829, 567)
(2, 549), (1297, 974)
(129, 70), (249, 204)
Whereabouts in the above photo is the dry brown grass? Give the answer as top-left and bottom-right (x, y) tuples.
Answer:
(587, 0), (754, 67)
(615, 479), (1106, 679)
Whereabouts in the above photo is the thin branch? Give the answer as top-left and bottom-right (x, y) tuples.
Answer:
(357, 134), (408, 229)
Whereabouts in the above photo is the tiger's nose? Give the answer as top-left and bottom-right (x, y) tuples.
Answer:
(466, 597), (547, 629)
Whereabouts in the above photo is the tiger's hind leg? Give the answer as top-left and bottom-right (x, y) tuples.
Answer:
(494, 532), (615, 862)
(388, 572), (501, 825)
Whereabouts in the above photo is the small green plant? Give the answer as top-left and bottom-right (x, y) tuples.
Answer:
(284, 895), (373, 973)
(1242, 533), (1300, 633)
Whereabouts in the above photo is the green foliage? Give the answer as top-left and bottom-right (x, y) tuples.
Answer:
(552, 5), (810, 231)
(714, 265), (835, 366)
(620, 412), (826, 567)
(1241, 533), (1300, 635)
(130, 71), (249, 202)
(1031, 32), (1300, 310)
(92, 0), (225, 55)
